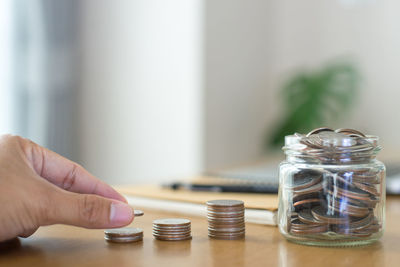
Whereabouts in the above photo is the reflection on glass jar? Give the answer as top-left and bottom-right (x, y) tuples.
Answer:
(278, 128), (386, 247)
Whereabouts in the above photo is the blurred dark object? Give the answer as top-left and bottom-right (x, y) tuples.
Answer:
(267, 62), (360, 148)
(166, 162), (400, 195)
(385, 163), (400, 195)
(166, 181), (277, 194)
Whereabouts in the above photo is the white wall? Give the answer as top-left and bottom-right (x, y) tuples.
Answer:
(204, 0), (400, 167)
(0, 0), (14, 135)
(267, 0), (400, 157)
(204, 0), (281, 169)
(79, 0), (203, 184)
(78, 0), (400, 184)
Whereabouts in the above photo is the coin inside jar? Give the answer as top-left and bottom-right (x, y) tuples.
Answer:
(335, 128), (366, 138)
(311, 206), (353, 224)
(289, 171), (322, 191)
(298, 209), (326, 225)
(306, 127), (334, 137)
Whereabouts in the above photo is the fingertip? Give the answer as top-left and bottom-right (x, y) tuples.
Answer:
(109, 201), (134, 227)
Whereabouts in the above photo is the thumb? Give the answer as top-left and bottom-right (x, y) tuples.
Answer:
(48, 191), (134, 228)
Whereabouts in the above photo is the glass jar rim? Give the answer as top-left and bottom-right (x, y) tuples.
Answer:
(284, 134), (379, 149)
(283, 133), (381, 164)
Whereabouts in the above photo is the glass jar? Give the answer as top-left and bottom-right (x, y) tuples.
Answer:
(277, 128), (385, 247)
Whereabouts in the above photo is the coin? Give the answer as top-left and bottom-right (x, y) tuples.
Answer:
(152, 232), (191, 237)
(335, 128), (366, 137)
(207, 234), (245, 240)
(333, 186), (371, 201)
(306, 127), (334, 137)
(289, 172), (322, 191)
(289, 219), (328, 235)
(327, 199), (370, 217)
(293, 182), (323, 198)
(298, 209), (326, 225)
(154, 236), (192, 241)
(207, 216), (244, 221)
(134, 210), (144, 217)
(152, 229), (190, 235)
(206, 199), (244, 207)
(153, 218), (191, 226)
(353, 182), (380, 196)
(104, 228), (143, 243)
(293, 198), (321, 208)
(311, 206), (350, 224)
(206, 210), (245, 216)
(208, 227), (245, 233)
(332, 213), (373, 233)
(152, 226), (191, 232)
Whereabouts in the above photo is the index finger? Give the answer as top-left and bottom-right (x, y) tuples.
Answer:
(25, 140), (127, 203)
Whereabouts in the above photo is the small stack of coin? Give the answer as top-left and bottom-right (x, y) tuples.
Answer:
(104, 209), (145, 243)
(104, 228), (143, 243)
(206, 199), (245, 240)
(152, 218), (192, 241)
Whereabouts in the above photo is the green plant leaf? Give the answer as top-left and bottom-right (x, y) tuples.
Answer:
(267, 62), (359, 149)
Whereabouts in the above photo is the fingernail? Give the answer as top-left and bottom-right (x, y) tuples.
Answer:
(110, 202), (133, 225)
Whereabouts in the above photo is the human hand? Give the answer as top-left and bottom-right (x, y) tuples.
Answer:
(0, 135), (133, 242)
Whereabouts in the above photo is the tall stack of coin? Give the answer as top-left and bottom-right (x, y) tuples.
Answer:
(206, 200), (245, 240)
(285, 128), (383, 238)
(152, 218), (192, 241)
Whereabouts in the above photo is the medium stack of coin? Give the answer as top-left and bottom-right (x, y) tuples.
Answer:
(286, 128), (382, 238)
(206, 199), (245, 240)
(152, 218), (192, 241)
(104, 228), (143, 243)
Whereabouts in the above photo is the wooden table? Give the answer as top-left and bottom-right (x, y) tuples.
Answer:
(1, 197), (400, 267)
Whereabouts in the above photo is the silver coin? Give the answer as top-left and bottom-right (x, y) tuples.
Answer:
(306, 127), (334, 137)
(208, 233), (245, 240)
(105, 235), (143, 243)
(298, 209), (326, 225)
(153, 218), (191, 226)
(134, 210), (144, 217)
(311, 206), (350, 224)
(207, 210), (245, 216)
(293, 182), (323, 197)
(335, 128), (366, 137)
(208, 216), (245, 221)
(154, 235), (192, 241)
(208, 228), (245, 233)
(152, 226), (191, 232)
(153, 232), (191, 238)
(152, 229), (191, 235)
(206, 200), (244, 207)
(104, 227), (143, 237)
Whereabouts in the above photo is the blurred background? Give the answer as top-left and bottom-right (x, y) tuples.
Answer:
(1, 0), (399, 185)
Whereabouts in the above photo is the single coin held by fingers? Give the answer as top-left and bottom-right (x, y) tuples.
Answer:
(134, 210), (144, 217)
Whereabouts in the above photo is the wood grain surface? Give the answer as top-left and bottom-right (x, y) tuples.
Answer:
(1, 197), (399, 267)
